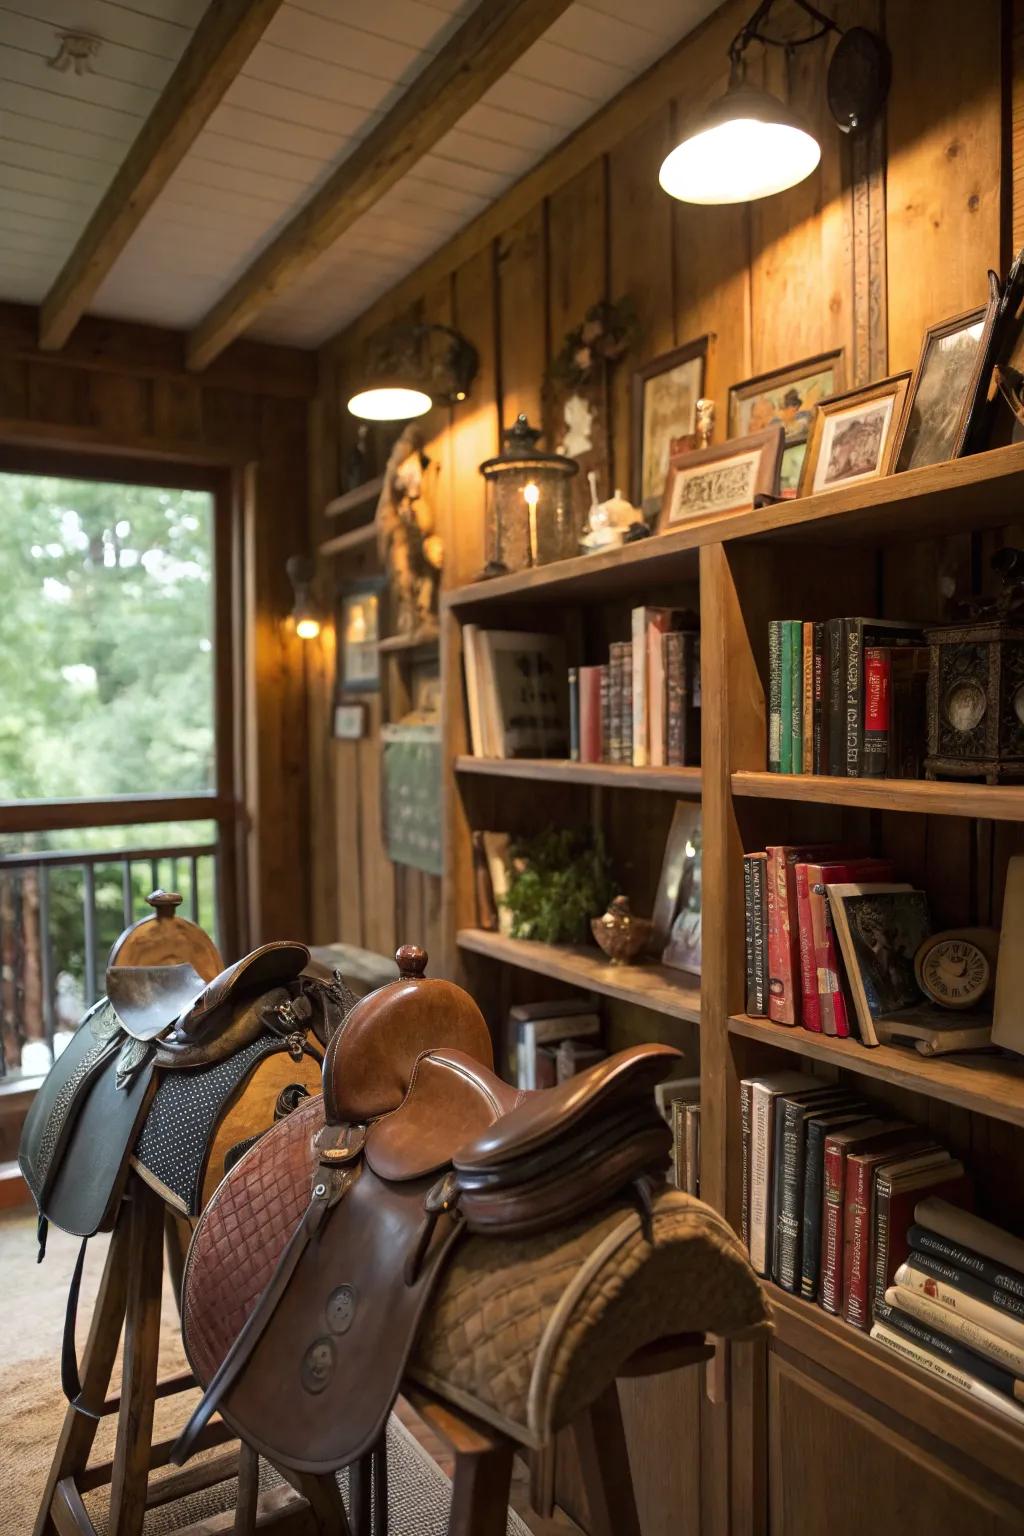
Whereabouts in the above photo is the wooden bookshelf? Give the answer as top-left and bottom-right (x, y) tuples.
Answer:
(456, 928), (701, 1022)
(319, 522), (377, 558)
(455, 756), (702, 793)
(731, 770), (1024, 821)
(729, 1014), (1024, 1130)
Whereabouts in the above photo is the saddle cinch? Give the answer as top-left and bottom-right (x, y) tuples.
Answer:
(174, 945), (681, 1475)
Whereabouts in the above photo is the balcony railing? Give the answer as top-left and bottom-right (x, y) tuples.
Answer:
(0, 839), (218, 1079)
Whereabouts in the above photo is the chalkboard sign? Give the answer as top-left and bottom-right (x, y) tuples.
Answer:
(380, 723), (442, 877)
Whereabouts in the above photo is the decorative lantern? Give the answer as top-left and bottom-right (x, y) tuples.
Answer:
(478, 415), (579, 576)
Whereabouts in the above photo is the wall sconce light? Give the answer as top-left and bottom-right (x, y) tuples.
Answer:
(286, 555), (321, 640)
(658, 1), (890, 206)
(347, 323), (479, 422)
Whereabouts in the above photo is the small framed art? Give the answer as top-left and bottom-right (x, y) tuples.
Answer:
(892, 303), (997, 473)
(650, 803), (702, 976)
(729, 350), (844, 496)
(658, 426), (783, 531)
(631, 336), (709, 521)
(333, 702), (367, 740)
(337, 578), (385, 694)
(798, 371), (912, 496)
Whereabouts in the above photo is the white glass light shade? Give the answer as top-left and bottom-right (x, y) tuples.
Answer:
(659, 85), (821, 205)
(347, 386), (432, 421)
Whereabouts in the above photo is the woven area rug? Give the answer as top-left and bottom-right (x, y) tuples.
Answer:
(0, 1209), (529, 1534)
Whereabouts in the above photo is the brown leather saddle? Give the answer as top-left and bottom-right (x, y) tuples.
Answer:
(174, 946), (679, 1474)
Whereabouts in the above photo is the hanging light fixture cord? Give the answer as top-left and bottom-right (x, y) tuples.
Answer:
(729, 0), (840, 70)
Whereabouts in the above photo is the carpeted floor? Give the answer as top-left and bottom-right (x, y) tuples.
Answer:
(0, 1208), (574, 1534)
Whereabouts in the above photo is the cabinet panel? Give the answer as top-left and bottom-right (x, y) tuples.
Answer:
(769, 1353), (1024, 1535)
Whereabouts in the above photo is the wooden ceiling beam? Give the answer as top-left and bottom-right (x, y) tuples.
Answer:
(185, 0), (574, 371)
(38, 0), (285, 354)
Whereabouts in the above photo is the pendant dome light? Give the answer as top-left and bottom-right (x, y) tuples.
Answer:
(659, 2), (890, 207)
(347, 323), (479, 423)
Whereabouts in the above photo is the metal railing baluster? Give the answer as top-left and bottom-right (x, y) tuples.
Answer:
(150, 857), (159, 893)
(190, 856), (200, 922)
(122, 861), (133, 927)
(82, 862), (97, 1007)
(38, 865), (54, 1055)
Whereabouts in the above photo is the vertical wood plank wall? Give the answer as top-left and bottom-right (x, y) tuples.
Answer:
(310, 0), (1008, 962)
(0, 306), (316, 946)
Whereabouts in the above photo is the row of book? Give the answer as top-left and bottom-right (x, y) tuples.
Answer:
(507, 996), (606, 1089)
(741, 1070), (1024, 1424)
(767, 616), (928, 779)
(568, 615), (701, 766)
(742, 843), (990, 1053)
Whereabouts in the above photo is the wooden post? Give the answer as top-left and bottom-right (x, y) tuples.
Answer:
(108, 1181), (166, 1536)
(569, 1384), (642, 1536)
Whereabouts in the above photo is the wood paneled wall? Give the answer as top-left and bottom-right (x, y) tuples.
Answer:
(310, 0), (1008, 963)
(0, 304), (316, 947)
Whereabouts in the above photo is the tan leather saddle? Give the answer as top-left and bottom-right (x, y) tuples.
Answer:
(174, 946), (679, 1474)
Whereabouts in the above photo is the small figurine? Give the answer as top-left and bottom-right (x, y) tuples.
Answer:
(375, 427), (443, 635)
(580, 475), (645, 553)
(591, 895), (654, 966)
(696, 397), (715, 450)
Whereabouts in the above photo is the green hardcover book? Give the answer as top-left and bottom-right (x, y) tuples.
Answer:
(779, 622), (794, 775)
(768, 621), (783, 772)
(789, 620), (803, 775)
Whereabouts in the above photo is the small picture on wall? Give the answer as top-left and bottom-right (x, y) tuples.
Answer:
(799, 372), (911, 496)
(631, 337), (709, 521)
(892, 306), (994, 473)
(658, 426), (783, 530)
(729, 351), (844, 496)
(337, 579), (384, 693)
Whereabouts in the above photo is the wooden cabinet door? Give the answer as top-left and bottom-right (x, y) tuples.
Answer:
(769, 1354), (1024, 1535)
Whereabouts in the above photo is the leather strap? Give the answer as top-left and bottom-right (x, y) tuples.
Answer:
(61, 1237), (102, 1418)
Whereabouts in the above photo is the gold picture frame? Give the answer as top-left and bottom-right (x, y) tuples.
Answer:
(891, 303), (997, 474)
(657, 426), (784, 531)
(729, 350), (845, 497)
(798, 371), (912, 497)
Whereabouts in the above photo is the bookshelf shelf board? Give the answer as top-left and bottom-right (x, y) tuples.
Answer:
(731, 770), (1024, 821)
(455, 756), (702, 793)
(457, 928), (701, 1023)
(767, 1284), (1024, 1477)
(324, 477), (384, 520)
(319, 522), (377, 558)
(729, 1013), (1024, 1129)
(444, 527), (701, 609)
(376, 627), (439, 655)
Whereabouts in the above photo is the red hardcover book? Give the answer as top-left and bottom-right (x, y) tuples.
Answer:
(820, 1120), (910, 1312)
(767, 844), (840, 1026)
(578, 665), (603, 764)
(863, 646), (891, 779)
(872, 1164), (973, 1313)
(842, 1140), (937, 1329)
(794, 862), (823, 1032)
(800, 857), (895, 1037)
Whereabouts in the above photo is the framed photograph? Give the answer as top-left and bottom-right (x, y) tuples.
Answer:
(337, 578), (385, 694)
(651, 803), (702, 975)
(658, 426), (783, 531)
(729, 350), (844, 496)
(333, 702), (367, 740)
(826, 882), (930, 1047)
(631, 336), (709, 520)
(799, 371), (912, 496)
(892, 304), (996, 473)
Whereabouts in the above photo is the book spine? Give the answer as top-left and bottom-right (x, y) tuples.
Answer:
(665, 631), (685, 767)
(812, 620), (826, 774)
(827, 618), (846, 777)
(907, 1253), (1024, 1322)
(820, 1141), (846, 1312)
(599, 663), (611, 763)
(844, 618), (863, 777)
(608, 644), (624, 763)
(767, 848), (797, 1026)
(873, 1174), (895, 1316)
(870, 1322), (1024, 1425)
(568, 667), (580, 762)
(749, 1087), (774, 1275)
(775, 1100), (807, 1292)
(794, 863), (822, 1032)
(621, 641), (633, 764)
(770, 1095), (789, 1282)
(751, 855), (768, 1015)
(672, 1099), (687, 1191)
(685, 1103), (700, 1196)
(768, 621), (782, 772)
(908, 1227), (1024, 1301)
(862, 647), (890, 778)
(843, 1156), (877, 1330)
(779, 623), (793, 775)
(743, 855), (756, 1015)
(889, 1284), (1024, 1378)
(917, 1198), (1024, 1275)
(631, 609), (647, 767)
(874, 1301), (1019, 1398)
(897, 1261), (1024, 1349)
(740, 1081), (752, 1253)
(766, 848), (785, 1024)
(801, 622), (814, 774)
(800, 1122), (827, 1300)
(790, 620), (803, 774)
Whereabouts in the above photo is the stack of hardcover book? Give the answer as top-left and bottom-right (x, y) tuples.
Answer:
(508, 997), (604, 1088)
(741, 844), (991, 1054)
(567, 607), (700, 767)
(767, 616), (928, 778)
(735, 1071), (1024, 1425)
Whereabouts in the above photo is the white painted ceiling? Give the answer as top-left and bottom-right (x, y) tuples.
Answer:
(0, 0), (719, 349)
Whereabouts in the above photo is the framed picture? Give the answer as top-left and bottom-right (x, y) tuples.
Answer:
(337, 578), (385, 694)
(826, 883), (930, 1047)
(333, 702), (367, 740)
(651, 803), (702, 969)
(631, 336), (709, 520)
(892, 304), (997, 473)
(799, 371), (912, 497)
(729, 350), (844, 496)
(658, 426), (783, 531)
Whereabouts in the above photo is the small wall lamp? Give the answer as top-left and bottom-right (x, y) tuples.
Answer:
(286, 555), (321, 640)
(658, 1), (890, 205)
(347, 323), (479, 422)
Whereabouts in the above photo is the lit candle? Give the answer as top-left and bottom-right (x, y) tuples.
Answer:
(524, 480), (540, 565)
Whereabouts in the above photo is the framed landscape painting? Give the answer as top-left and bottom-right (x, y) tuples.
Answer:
(631, 336), (708, 520)
(729, 350), (844, 496)
(799, 372), (911, 496)
(892, 305), (994, 473)
(658, 426), (783, 530)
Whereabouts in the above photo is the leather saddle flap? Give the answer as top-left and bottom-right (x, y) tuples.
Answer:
(175, 942), (310, 1040)
(454, 1043), (682, 1173)
(364, 1049), (525, 1183)
(106, 963), (209, 1041)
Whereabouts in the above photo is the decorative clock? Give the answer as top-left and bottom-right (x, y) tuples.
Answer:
(913, 928), (998, 1010)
